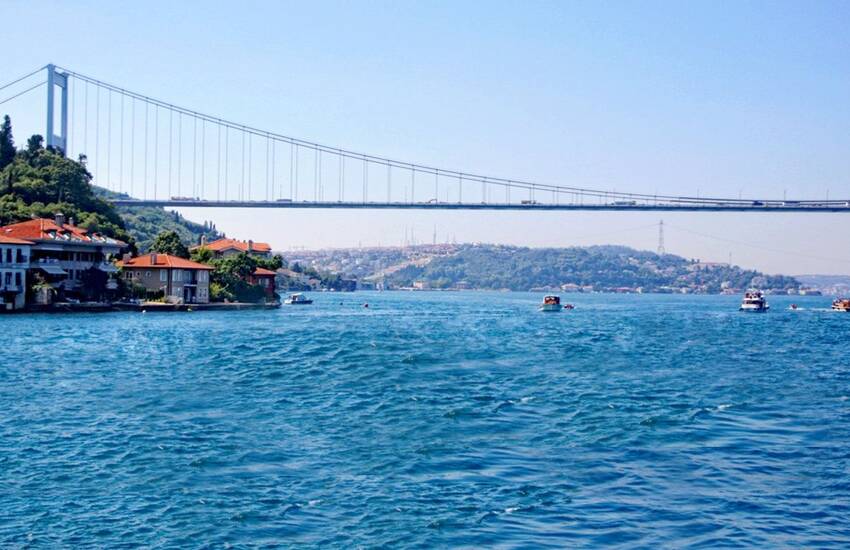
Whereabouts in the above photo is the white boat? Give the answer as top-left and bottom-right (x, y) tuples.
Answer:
(539, 295), (562, 312)
(284, 293), (313, 305)
(739, 289), (769, 312)
(832, 298), (850, 312)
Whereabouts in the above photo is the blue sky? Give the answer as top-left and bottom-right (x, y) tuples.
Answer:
(3, 1), (850, 273)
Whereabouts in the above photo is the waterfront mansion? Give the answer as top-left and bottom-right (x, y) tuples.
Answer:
(118, 253), (213, 304)
(0, 214), (126, 310)
(192, 237), (272, 258)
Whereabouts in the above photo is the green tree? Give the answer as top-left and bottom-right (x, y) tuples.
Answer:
(0, 115), (14, 171)
(190, 246), (214, 264)
(150, 230), (190, 258)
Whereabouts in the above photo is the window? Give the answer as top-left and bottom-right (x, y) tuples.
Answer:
(173, 270), (182, 282)
(145, 271), (152, 278)
(5, 249), (10, 263)
(198, 271), (207, 282)
(4, 272), (11, 286)
(160, 270), (167, 282)
(15, 272), (21, 287)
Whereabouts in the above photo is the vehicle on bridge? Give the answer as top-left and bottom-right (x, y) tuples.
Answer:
(611, 200), (637, 206)
(521, 200), (539, 205)
(170, 196), (200, 201)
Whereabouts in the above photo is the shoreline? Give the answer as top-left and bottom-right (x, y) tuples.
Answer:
(13, 301), (281, 314)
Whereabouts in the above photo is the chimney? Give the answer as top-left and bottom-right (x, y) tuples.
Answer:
(248, 240), (254, 253)
(122, 253), (131, 264)
(55, 212), (65, 227)
(200, 235), (207, 246)
(68, 216), (75, 227)
(150, 253), (158, 265)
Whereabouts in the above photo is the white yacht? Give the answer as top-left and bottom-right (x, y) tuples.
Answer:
(284, 293), (313, 305)
(739, 289), (769, 312)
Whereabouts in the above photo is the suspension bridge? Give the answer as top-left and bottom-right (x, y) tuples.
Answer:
(2, 64), (848, 212)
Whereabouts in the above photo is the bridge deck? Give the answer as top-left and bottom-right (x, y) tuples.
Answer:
(111, 199), (850, 213)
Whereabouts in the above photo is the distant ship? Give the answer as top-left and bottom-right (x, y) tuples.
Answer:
(740, 289), (769, 312)
(832, 298), (850, 312)
(539, 295), (562, 312)
(284, 293), (313, 305)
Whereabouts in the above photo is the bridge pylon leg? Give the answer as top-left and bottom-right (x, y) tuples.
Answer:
(45, 64), (69, 155)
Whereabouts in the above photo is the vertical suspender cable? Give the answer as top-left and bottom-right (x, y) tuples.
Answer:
(119, 94), (124, 192)
(294, 144), (299, 201)
(411, 165), (415, 203)
(130, 98), (135, 197)
(68, 77), (74, 157)
(95, 85), (100, 182)
(224, 126), (229, 200)
(241, 131), (246, 201)
(271, 138), (276, 199)
(217, 124), (221, 201)
(265, 137), (270, 201)
(143, 101), (148, 199)
(318, 150), (322, 201)
(168, 109), (172, 199)
(200, 119), (205, 200)
(193, 117), (197, 199)
(387, 163), (391, 202)
(247, 132), (252, 201)
(363, 158), (367, 203)
(154, 105), (159, 199)
(289, 143), (294, 200)
(177, 113), (182, 196)
(83, 80), (88, 156)
(435, 169), (438, 203)
(107, 90), (111, 189)
(314, 147), (318, 201)
(338, 151), (343, 201)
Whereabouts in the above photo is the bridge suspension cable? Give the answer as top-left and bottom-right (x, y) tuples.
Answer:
(50, 64), (733, 205)
(2, 65), (845, 209)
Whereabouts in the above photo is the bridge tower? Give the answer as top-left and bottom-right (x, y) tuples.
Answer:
(45, 64), (69, 155)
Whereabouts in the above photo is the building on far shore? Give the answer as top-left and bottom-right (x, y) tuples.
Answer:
(118, 253), (213, 303)
(192, 237), (272, 258)
(0, 214), (126, 303)
(0, 235), (33, 311)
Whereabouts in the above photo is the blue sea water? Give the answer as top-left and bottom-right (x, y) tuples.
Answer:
(1, 292), (849, 548)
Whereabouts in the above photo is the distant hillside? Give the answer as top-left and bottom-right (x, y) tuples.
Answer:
(94, 188), (222, 251)
(287, 244), (800, 294)
(796, 274), (850, 294)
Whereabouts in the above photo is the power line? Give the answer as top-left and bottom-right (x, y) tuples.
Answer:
(668, 223), (850, 265)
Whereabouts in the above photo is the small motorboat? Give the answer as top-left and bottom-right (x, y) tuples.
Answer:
(563, 304), (575, 310)
(539, 295), (562, 312)
(739, 289), (769, 312)
(832, 298), (850, 312)
(284, 293), (313, 305)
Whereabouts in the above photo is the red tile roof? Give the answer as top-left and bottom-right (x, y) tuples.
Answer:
(117, 254), (213, 270)
(194, 238), (272, 253)
(0, 218), (126, 246)
(253, 267), (277, 276)
(0, 235), (34, 245)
